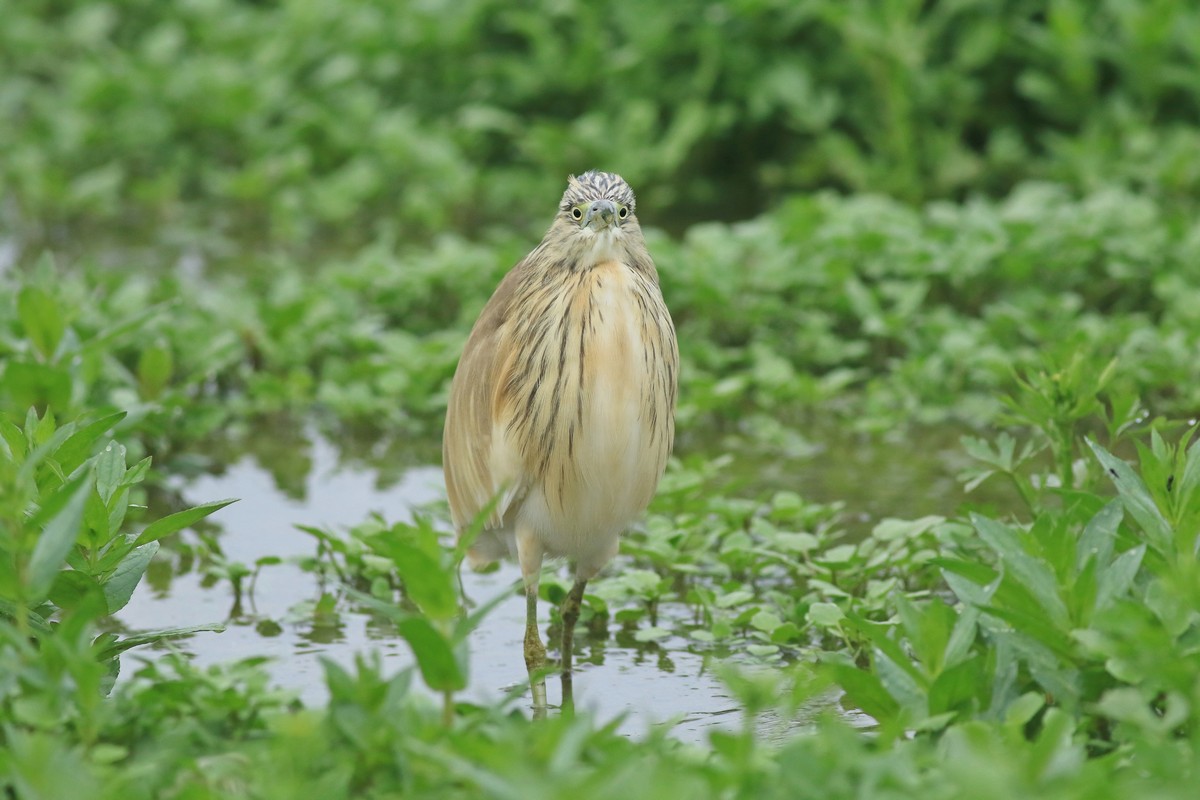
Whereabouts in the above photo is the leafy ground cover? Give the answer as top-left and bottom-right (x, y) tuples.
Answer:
(4, 0), (1200, 249)
(3, 182), (1198, 455)
(3, 0), (1200, 797)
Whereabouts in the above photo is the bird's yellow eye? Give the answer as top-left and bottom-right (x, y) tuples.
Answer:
(571, 207), (583, 220)
(618, 206), (629, 219)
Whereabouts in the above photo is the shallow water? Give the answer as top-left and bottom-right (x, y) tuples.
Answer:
(118, 423), (1017, 741)
(119, 432), (744, 741)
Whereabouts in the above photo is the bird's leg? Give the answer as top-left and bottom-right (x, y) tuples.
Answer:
(516, 527), (547, 715)
(523, 582), (547, 705)
(559, 576), (588, 713)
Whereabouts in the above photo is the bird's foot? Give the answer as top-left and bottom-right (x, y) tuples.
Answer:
(525, 624), (548, 713)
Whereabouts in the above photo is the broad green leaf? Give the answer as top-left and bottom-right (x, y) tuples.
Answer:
(17, 285), (66, 360)
(1094, 544), (1144, 613)
(750, 610), (783, 633)
(896, 595), (955, 673)
(103, 542), (159, 613)
(1, 419), (26, 461)
(84, 486), (111, 547)
(771, 622), (803, 643)
(1076, 500), (1122, 571)
(1144, 577), (1192, 637)
(943, 604), (980, 668)
(872, 646), (927, 713)
(981, 603), (1077, 661)
(1069, 555), (1098, 626)
(934, 557), (999, 587)
(132, 499), (236, 547)
(375, 539), (457, 620)
(808, 602), (845, 627)
(747, 643), (780, 657)
(51, 412), (127, 476)
(137, 342), (174, 400)
(1028, 709), (1083, 775)
(871, 516), (944, 542)
(972, 514), (1070, 631)
(106, 487), (131, 543)
(92, 623), (225, 661)
(844, 612), (926, 688)
(928, 655), (984, 717)
(1004, 692), (1045, 729)
(28, 473), (93, 604)
(396, 616), (465, 692)
(829, 663), (900, 723)
(120, 456), (152, 488)
(47, 570), (106, 613)
(94, 442), (126, 504)
(1087, 439), (1173, 554)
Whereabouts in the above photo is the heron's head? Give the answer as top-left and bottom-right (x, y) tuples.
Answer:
(550, 171), (642, 266)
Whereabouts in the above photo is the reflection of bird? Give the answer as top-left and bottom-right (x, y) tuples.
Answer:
(443, 171), (677, 711)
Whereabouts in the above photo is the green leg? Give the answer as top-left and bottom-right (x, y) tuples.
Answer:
(560, 577), (587, 712)
(524, 583), (548, 715)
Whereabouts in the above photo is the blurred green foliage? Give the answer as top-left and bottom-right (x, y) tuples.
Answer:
(3, 0), (1200, 248)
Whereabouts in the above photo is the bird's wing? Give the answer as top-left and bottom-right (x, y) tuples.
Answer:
(442, 267), (527, 534)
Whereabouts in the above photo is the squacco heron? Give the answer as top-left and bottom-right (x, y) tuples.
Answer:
(443, 171), (678, 711)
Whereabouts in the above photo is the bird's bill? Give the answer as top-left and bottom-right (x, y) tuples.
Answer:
(584, 199), (618, 229)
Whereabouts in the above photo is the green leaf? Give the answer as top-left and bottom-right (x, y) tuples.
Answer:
(972, 514), (1070, 631)
(808, 602), (845, 627)
(1094, 544), (1144, 613)
(52, 412), (128, 476)
(750, 610), (783, 633)
(132, 499), (236, 547)
(48, 570), (106, 614)
(844, 612), (927, 690)
(934, 557), (1000, 592)
(395, 616), (465, 692)
(830, 663), (900, 723)
(18, 285), (66, 360)
(1, 419), (24, 461)
(943, 604), (980, 668)
(94, 442), (126, 504)
(84, 486), (111, 548)
(28, 473), (93, 604)
(872, 648), (927, 712)
(1004, 692), (1045, 729)
(137, 342), (174, 400)
(928, 655), (984, 718)
(92, 623), (225, 661)
(375, 539), (458, 620)
(103, 542), (159, 613)
(1076, 500), (1122, 571)
(1088, 439), (1173, 554)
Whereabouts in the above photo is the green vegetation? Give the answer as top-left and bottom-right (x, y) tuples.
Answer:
(3, 0), (1200, 797)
